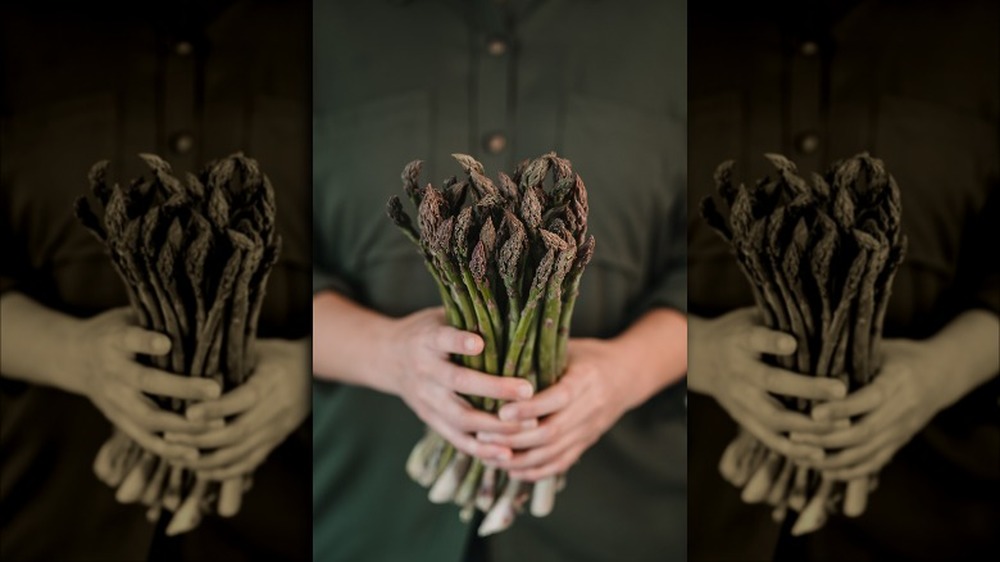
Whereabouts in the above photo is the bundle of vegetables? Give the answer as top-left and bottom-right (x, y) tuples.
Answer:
(75, 153), (281, 535)
(700, 153), (906, 535)
(386, 152), (595, 536)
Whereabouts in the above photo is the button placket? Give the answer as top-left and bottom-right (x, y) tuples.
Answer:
(163, 37), (198, 172)
(475, 31), (514, 172)
(787, 38), (824, 173)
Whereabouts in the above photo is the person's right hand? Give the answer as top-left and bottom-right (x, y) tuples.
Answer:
(382, 307), (536, 462)
(70, 307), (219, 462)
(688, 307), (846, 460)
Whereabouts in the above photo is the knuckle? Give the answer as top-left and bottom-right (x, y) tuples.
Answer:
(563, 379), (583, 401)
(234, 423), (250, 441)
(414, 383), (436, 407)
(459, 439), (480, 457)
(536, 424), (555, 442)
(441, 364), (461, 388)
(858, 424), (873, 440)
(132, 368), (151, 390)
(430, 327), (450, 351)
(760, 367), (777, 389)
(145, 439), (167, 457)
(767, 436), (790, 456)
(455, 410), (477, 431)
(412, 355), (433, 376)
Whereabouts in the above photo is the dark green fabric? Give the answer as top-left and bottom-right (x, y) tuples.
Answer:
(312, 1), (687, 561)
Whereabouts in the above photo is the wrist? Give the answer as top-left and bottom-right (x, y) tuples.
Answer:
(61, 316), (93, 398)
(605, 336), (667, 411)
(368, 314), (408, 396)
(53, 313), (92, 396)
(685, 315), (714, 395)
(919, 336), (985, 413)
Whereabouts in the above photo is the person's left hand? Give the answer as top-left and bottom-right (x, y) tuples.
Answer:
(476, 338), (636, 481)
(791, 338), (950, 480)
(166, 338), (310, 480)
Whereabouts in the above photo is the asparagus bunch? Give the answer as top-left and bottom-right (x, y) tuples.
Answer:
(387, 152), (595, 536)
(75, 153), (281, 535)
(701, 153), (906, 535)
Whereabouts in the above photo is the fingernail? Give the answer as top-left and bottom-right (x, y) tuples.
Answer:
(789, 432), (804, 442)
(517, 384), (533, 400)
(520, 419), (537, 430)
(163, 432), (179, 442)
(153, 336), (171, 353)
(499, 407), (516, 422)
(812, 408), (830, 422)
(495, 450), (512, 462)
(203, 383), (222, 399)
(465, 337), (479, 352)
(181, 448), (199, 461)
(827, 382), (847, 398)
(779, 336), (796, 353)
(477, 432), (494, 443)
(187, 408), (204, 422)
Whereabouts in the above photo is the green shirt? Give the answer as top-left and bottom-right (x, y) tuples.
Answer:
(313, 1), (687, 561)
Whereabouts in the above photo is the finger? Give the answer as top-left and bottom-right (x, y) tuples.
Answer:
(735, 410), (825, 461)
(168, 404), (276, 450)
(748, 364), (847, 401)
(495, 430), (579, 471)
(110, 412), (198, 462)
(735, 326), (797, 356)
(133, 400), (211, 434)
(429, 417), (512, 462)
(437, 364), (533, 401)
(123, 365), (221, 401)
(199, 447), (273, 481)
(186, 383), (258, 422)
(439, 395), (528, 434)
(731, 391), (834, 434)
(806, 428), (898, 471)
(811, 383), (885, 422)
(478, 416), (561, 450)
(791, 406), (893, 449)
(823, 446), (898, 481)
(111, 325), (172, 356)
(183, 429), (271, 470)
(508, 445), (585, 482)
(427, 325), (484, 356)
(497, 382), (573, 422)
(105, 387), (209, 434)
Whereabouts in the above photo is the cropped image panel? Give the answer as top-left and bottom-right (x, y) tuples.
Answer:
(0, 2), (312, 560)
(687, 1), (999, 560)
(311, 1), (688, 561)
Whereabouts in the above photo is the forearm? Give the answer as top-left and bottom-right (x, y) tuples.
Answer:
(0, 291), (86, 394)
(923, 308), (999, 409)
(311, 290), (398, 394)
(610, 307), (688, 409)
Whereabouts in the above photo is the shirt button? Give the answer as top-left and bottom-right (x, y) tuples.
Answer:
(484, 132), (507, 154)
(800, 40), (819, 57)
(795, 131), (821, 155)
(170, 131), (195, 155)
(486, 37), (509, 57)
(174, 41), (194, 56)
